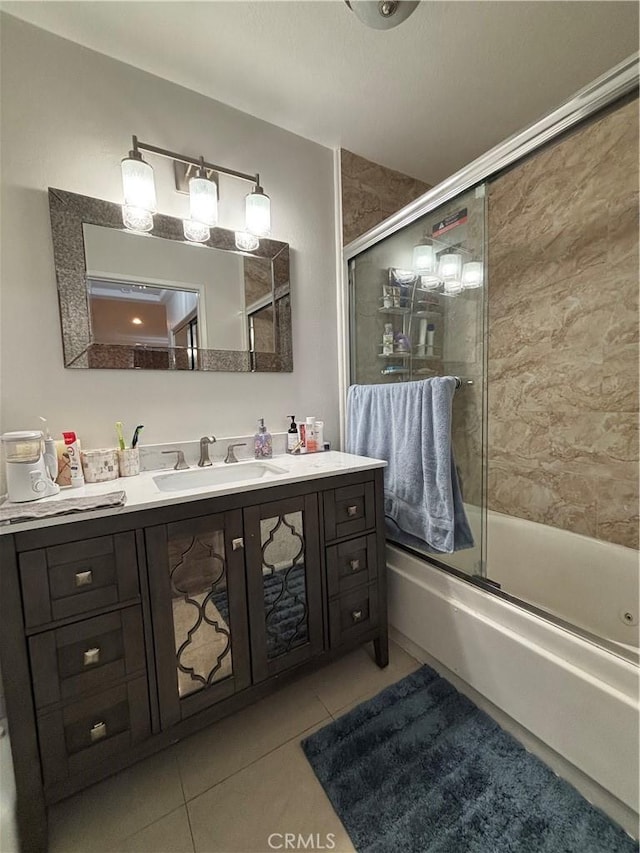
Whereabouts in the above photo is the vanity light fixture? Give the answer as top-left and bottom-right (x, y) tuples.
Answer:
(245, 184), (271, 237)
(120, 135), (269, 240)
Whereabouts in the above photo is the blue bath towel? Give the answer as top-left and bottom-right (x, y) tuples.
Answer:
(346, 378), (473, 554)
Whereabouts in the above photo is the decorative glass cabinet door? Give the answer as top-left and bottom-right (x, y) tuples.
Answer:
(146, 510), (251, 728)
(244, 494), (324, 682)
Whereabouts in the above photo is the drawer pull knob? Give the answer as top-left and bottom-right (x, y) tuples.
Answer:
(75, 570), (93, 587)
(349, 559), (361, 571)
(83, 647), (101, 666)
(90, 721), (107, 742)
(352, 609), (363, 622)
(346, 505), (358, 517)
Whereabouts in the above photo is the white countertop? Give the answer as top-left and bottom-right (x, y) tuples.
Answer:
(0, 451), (386, 536)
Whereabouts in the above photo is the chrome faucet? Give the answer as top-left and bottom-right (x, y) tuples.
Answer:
(198, 436), (216, 467)
(162, 450), (189, 470)
(224, 442), (247, 464)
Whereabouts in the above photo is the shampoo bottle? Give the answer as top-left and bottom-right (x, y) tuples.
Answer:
(254, 418), (273, 459)
(382, 323), (394, 356)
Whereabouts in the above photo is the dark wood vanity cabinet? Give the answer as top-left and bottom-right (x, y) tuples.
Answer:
(0, 466), (386, 853)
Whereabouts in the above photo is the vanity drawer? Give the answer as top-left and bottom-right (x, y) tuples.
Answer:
(323, 481), (375, 541)
(19, 532), (139, 628)
(29, 607), (146, 709)
(37, 677), (151, 788)
(329, 584), (379, 648)
(326, 534), (377, 598)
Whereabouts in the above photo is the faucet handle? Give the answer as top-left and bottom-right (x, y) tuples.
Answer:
(224, 443), (247, 464)
(162, 450), (189, 470)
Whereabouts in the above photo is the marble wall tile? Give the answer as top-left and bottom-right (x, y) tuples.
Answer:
(340, 149), (430, 245)
(596, 477), (640, 550)
(488, 460), (598, 539)
(487, 97), (639, 549)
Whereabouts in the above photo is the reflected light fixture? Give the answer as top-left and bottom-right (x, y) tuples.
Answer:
(235, 231), (260, 252)
(412, 238), (440, 289)
(345, 1), (420, 30)
(131, 317), (143, 325)
(461, 261), (484, 289)
(439, 251), (462, 296)
(120, 135), (269, 242)
(183, 220), (210, 243)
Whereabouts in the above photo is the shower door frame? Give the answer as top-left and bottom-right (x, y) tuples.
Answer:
(339, 52), (639, 593)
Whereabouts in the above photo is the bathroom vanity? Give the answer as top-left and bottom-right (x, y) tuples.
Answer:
(0, 451), (387, 852)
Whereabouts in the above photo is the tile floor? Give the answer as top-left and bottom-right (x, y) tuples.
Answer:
(49, 641), (420, 853)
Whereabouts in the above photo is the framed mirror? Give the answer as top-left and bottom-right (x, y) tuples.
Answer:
(48, 188), (292, 371)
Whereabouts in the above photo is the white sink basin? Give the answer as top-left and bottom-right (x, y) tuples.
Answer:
(153, 460), (288, 493)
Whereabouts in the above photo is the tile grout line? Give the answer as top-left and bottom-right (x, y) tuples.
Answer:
(174, 751), (197, 852)
(183, 717), (333, 806)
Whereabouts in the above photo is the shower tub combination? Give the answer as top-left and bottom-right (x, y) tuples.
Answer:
(343, 57), (639, 835)
(387, 522), (639, 827)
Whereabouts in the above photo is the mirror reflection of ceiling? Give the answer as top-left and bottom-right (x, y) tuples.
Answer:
(4, 2), (637, 183)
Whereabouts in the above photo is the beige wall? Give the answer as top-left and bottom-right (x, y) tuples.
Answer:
(0, 16), (337, 451)
(340, 149), (430, 245)
(487, 97), (639, 549)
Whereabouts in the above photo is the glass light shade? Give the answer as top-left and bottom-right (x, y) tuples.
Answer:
(462, 261), (484, 289)
(443, 279), (463, 296)
(189, 176), (218, 227)
(245, 187), (271, 236)
(438, 253), (462, 280)
(419, 274), (441, 290)
(122, 205), (153, 233)
(183, 219), (210, 243)
(235, 231), (259, 252)
(121, 156), (156, 212)
(412, 242), (435, 274)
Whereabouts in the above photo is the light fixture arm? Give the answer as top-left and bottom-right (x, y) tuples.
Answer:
(131, 135), (259, 187)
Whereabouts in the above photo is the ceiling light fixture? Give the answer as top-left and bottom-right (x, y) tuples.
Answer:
(120, 135), (270, 241)
(344, 0), (419, 30)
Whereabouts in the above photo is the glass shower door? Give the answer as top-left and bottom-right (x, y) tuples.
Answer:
(349, 184), (487, 579)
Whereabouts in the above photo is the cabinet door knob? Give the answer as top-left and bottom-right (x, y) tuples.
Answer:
(75, 570), (93, 587)
(83, 647), (101, 666)
(349, 559), (361, 571)
(346, 505), (358, 517)
(232, 538), (244, 551)
(351, 609), (363, 622)
(90, 721), (107, 742)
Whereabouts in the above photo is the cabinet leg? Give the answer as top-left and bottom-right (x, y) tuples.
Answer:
(374, 635), (389, 669)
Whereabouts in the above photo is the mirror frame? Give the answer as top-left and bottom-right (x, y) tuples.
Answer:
(48, 188), (292, 372)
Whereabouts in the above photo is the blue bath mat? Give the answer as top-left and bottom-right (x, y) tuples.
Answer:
(302, 666), (638, 853)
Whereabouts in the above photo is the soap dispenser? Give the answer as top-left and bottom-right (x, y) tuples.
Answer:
(287, 415), (299, 453)
(254, 418), (273, 459)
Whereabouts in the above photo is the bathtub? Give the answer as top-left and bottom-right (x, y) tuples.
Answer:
(437, 506), (639, 659)
(387, 537), (640, 825)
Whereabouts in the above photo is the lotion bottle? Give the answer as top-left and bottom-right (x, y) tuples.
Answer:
(62, 431), (84, 487)
(305, 417), (318, 453)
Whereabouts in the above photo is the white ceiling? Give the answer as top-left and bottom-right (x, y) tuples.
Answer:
(2, 1), (638, 184)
